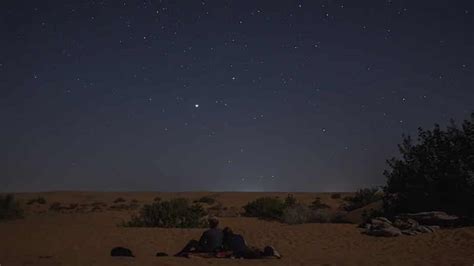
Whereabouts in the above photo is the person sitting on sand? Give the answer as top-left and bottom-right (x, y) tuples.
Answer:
(221, 227), (281, 259)
(175, 216), (223, 257)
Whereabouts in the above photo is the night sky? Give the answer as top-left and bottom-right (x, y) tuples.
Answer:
(1, 1), (472, 192)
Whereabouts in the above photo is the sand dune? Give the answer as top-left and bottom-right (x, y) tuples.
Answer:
(1, 192), (473, 265)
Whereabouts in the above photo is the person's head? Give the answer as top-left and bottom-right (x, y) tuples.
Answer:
(223, 227), (233, 241)
(223, 227), (233, 236)
(208, 216), (219, 228)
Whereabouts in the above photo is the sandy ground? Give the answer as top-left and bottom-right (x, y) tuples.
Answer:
(1, 191), (473, 266)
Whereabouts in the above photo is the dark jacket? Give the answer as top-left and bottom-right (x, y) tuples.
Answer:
(198, 228), (223, 252)
(223, 233), (248, 253)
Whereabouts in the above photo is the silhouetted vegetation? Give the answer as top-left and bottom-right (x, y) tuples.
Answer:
(310, 197), (330, 210)
(282, 204), (331, 224)
(113, 197), (126, 203)
(383, 113), (474, 218)
(109, 203), (139, 211)
(331, 211), (351, 223)
(243, 197), (286, 220)
(343, 187), (383, 211)
(360, 209), (385, 225)
(27, 197), (47, 205)
(49, 202), (62, 211)
(49, 202), (78, 212)
(284, 194), (297, 207)
(331, 193), (341, 199)
(0, 194), (23, 221)
(124, 198), (207, 228)
(194, 196), (216, 205)
(244, 195), (337, 224)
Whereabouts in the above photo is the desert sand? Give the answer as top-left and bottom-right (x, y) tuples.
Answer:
(1, 191), (473, 266)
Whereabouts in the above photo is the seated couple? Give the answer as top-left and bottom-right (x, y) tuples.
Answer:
(175, 217), (281, 259)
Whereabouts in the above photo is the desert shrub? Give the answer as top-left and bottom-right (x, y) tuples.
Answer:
(27, 197), (46, 205)
(310, 197), (330, 210)
(243, 197), (286, 220)
(207, 201), (223, 215)
(0, 194), (23, 221)
(309, 209), (332, 223)
(284, 194), (297, 207)
(361, 208), (385, 224)
(109, 204), (130, 211)
(49, 202), (62, 211)
(281, 204), (312, 224)
(124, 198), (207, 228)
(195, 196), (216, 205)
(153, 196), (161, 202)
(331, 193), (341, 199)
(281, 204), (332, 224)
(384, 113), (474, 218)
(91, 201), (107, 207)
(343, 187), (382, 211)
(244, 196), (336, 224)
(331, 211), (350, 223)
(114, 197), (126, 203)
(49, 202), (78, 212)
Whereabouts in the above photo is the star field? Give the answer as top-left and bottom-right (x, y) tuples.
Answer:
(0, 0), (473, 192)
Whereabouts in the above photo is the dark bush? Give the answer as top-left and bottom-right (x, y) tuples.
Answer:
(0, 194), (23, 221)
(124, 198), (207, 228)
(243, 197), (285, 220)
(331, 193), (341, 199)
(244, 196), (341, 224)
(330, 211), (351, 223)
(343, 187), (382, 211)
(153, 196), (161, 202)
(361, 208), (385, 224)
(281, 204), (312, 224)
(310, 209), (332, 223)
(310, 197), (330, 210)
(91, 201), (107, 207)
(281, 203), (331, 224)
(195, 196), (216, 205)
(284, 194), (297, 207)
(49, 202), (62, 211)
(110, 203), (136, 211)
(114, 197), (126, 203)
(27, 197), (47, 205)
(49, 202), (78, 212)
(384, 113), (474, 218)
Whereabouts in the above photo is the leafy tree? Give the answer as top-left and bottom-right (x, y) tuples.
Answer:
(383, 113), (474, 218)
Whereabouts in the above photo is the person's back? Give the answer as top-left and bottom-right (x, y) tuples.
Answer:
(223, 227), (251, 257)
(199, 227), (223, 252)
(175, 217), (223, 256)
(225, 233), (247, 253)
